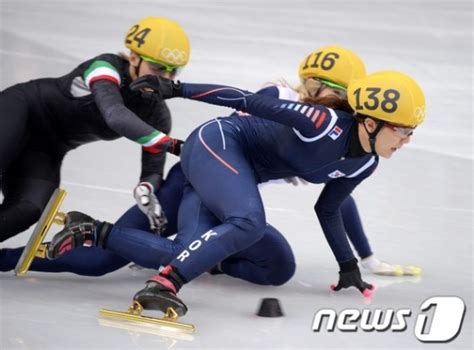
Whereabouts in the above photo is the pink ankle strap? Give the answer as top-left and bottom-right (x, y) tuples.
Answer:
(149, 275), (177, 293)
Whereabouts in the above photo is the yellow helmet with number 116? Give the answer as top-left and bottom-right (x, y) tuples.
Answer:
(298, 45), (366, 89)
(347, 71), (426, 127)
(125, 17), (190, 67)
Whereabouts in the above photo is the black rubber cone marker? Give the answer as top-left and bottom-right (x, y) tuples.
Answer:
(256, 298), (284, 317)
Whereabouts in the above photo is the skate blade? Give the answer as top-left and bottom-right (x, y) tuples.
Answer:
(402, 266), (422, 276)
(99, 301), (195, 333)
(372, 264), (404, 277)
(373, 269), (404, 277)
(14, 189), (67, 276)
(98, 317), (194, 341)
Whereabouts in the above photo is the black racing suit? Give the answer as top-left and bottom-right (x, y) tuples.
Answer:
(0, 53), (171, 241)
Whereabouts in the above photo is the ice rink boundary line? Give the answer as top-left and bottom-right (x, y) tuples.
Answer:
(62, 181), (131, 195)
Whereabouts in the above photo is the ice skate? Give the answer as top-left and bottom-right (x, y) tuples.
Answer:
(99, 275), (193, 333)
(45, 210), (113, 260)
(46, 211), (99, 259)
(15, 188), (67, 276)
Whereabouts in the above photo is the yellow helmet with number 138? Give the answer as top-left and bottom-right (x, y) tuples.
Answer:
(347, 71), (426, 127)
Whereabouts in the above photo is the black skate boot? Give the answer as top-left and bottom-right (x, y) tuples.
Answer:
(46, 211), (112, 259)
(134, 266), (187, 316)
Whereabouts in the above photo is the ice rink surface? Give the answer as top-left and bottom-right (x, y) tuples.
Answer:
(0, 0), (472, 349)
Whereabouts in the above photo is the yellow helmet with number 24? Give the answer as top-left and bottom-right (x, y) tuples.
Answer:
(125, 17), (190, 67)
(347, 71), (426, 127)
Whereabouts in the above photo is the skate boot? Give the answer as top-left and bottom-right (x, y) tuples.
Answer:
(46, 211), (112, 259)
(134, 266), (187, 316)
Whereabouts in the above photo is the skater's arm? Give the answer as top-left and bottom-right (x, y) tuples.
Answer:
(314, 178), (359, 265)
(90, 80), (180, 155)
(316, 176), (377, 295)
(180, 83), (337, 138)
(313, 160), (377, 265)
(139, 100), (172, 189)
(130, 76), (337, 138)
(90, 80), (170, 147)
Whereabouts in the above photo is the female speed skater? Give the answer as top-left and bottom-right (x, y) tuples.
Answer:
(0, 16), (188, 242)
(43, 68), (426, 316)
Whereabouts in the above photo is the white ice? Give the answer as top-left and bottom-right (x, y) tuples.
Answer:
(0, 0), (472, 349)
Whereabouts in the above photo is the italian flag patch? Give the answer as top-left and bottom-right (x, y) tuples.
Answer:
(136, 130), (167, 146)
(84, 60), (121, 88)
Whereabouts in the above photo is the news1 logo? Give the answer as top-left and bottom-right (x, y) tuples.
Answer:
(312, 296), (466, 343)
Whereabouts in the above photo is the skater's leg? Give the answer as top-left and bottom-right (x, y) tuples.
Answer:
(219, 224), (296, 286)
(0, 86), (30, 173)
(47, 182), (218, 270)
(0, 246), (128, 276)
(134, 126), (268, 315)
(105, 226), (183, 269)
(108, 183), (220, 269)
(170, 134), (266, 283)
(133, 178), (265, 315)
(133, 121), (278, 317)
(0, 150), (61, 242)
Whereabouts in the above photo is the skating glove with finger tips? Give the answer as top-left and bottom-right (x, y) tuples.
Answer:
(130, 75), (183, 99)
(331, 258), (373, 295)
(133, 182), (168, 234)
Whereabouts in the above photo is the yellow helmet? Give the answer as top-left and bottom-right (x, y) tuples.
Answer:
(347, 71), (426, 127)
(125, 17), (190, 67)
(298, 45), (366, 89)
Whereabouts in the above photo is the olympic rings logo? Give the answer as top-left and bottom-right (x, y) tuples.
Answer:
(161, 48), (187, 65)
(415, 106), (426, 122)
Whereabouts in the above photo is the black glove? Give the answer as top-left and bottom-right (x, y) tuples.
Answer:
(169, 138), (184, 156)
(130, 75), (183, 99)
(331, 258), (374, 295)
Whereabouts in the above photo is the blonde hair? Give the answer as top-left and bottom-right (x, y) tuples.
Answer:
(295, 78), (323, 100)
(261, 78), (352, 112)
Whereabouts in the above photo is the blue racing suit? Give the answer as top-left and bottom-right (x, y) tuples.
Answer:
(165, 83), (378, 282)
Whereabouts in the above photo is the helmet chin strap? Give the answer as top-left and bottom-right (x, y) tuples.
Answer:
(362, 119), (385, 155)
